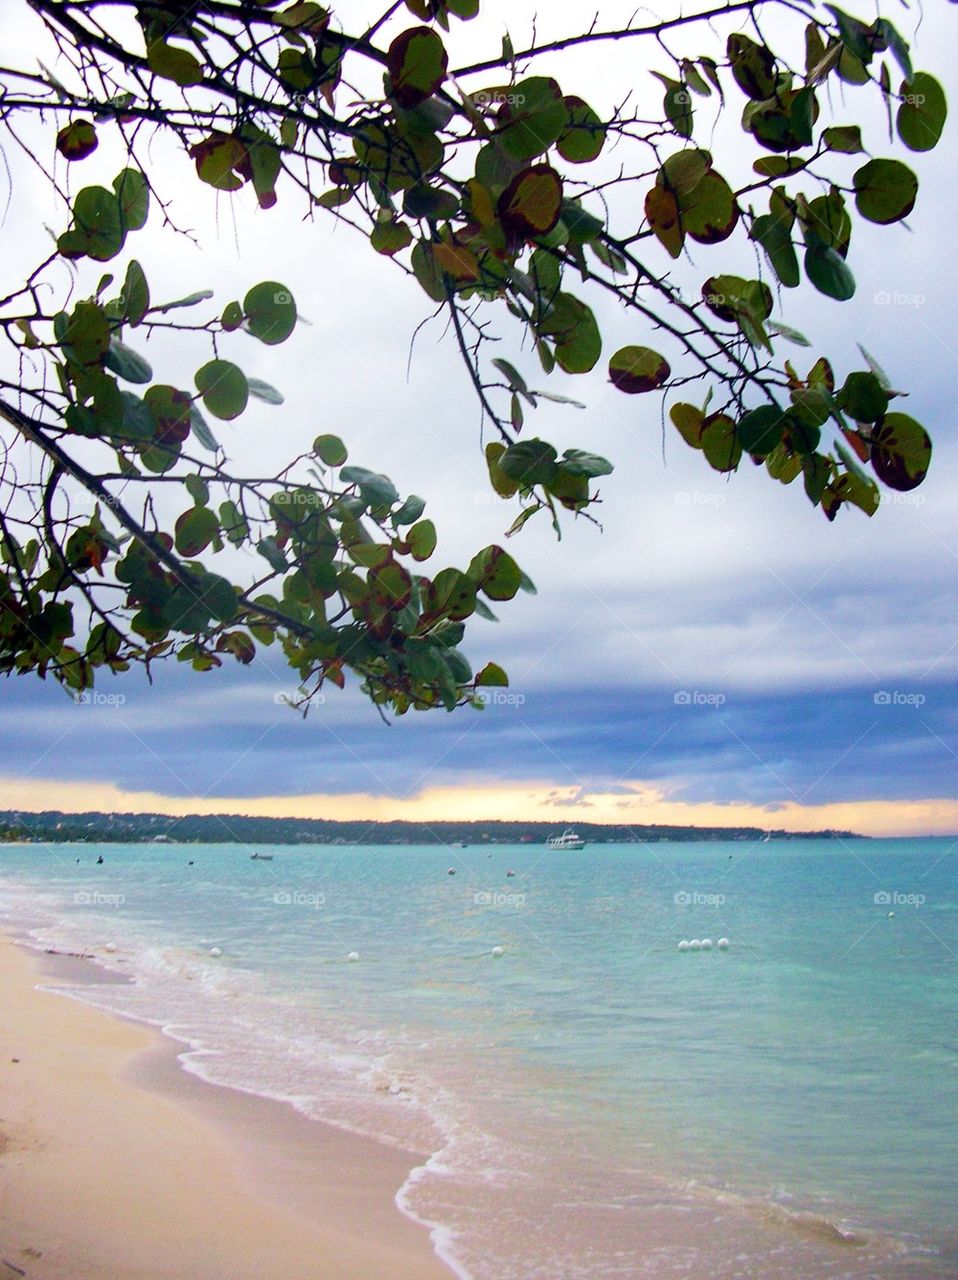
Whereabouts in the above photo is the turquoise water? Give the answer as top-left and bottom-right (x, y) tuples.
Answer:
(1, 837), (955, 1278)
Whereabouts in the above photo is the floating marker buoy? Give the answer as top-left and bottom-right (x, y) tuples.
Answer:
(209, 947), (222, 958)
(887, 911), (895, 919)
(105, 942), (116, 954)
(492, 946), (504, 958)
(701, 938), (713, 950)
(717, 937), (730, 950)
(347, 951), (360, 962)
(689, 939), (702, 951)
(678, 940), (690, 951)
(447, 868), (456, 875)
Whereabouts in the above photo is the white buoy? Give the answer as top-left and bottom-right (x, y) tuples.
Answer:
(678, 940), (690, 952)
(209, 946), (222, 958)
(701, 938), (713, 950)
(689, 939), (702, 951)
(347, 951), (360, 962)
(104, 942), (116, 954)
(447, 868), (456, 875)
(491, 945), (504, 958)
(717, 937), (730, 950)
(887, 911), (895, 919)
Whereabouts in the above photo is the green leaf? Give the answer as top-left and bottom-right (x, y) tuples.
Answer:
(496, 77), (569, 162)
(750, 214), (800, 288)
(104, 338), (152, 384)
(538, 294), (601, 374)
(498, 164), (564, 240)
(66, 186), (125, 262)
(243, 282), (296, 345)
(189, 404), (219, 453)
(467, 545), (522, 601)
(247, 378), (284, 406)
(804, 239), (856, 300)
(835, 371), (889, 423)
(340, 466), (399, 508)
(407, 518), (437, 561)
(498, 439), (558, 487)
(113, 169), (149, 232)
(121, 259), (150, 326)
(175, 505), (218, 558)
(853, 158), (918, 225)
(313, 434), (348, 466)
(560, 449), (613, 478)
(144, 385), (192, 445)
(897, 73), (947, 152)
(57, 120), (98, 161)
(386, 26), (448, 108)
(670, 403), (705, 449)
(147, 41), (204, 86)
(871, 413), (932, 491)
(557, 95), (605, 163)
(822, 124), (863, 153)
(195, 359), (249, 420)
(737, 405), (789, 457)
(679, 170), (738, 244)
(154, 290), (214, 314)
(700, 413), (741, 472)
(64, 301), (110, 365)
(475, 662), (508, 687)
(393, 495), (426, 526)
(609, 346), (671, 394)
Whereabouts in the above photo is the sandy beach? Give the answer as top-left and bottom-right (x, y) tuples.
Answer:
(0, 933), (452, 1280)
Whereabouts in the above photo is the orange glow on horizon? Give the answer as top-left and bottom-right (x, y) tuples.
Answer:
(0, 777), (955, 838)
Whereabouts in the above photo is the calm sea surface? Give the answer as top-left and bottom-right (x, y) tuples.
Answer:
(1, 836), (955, 1278)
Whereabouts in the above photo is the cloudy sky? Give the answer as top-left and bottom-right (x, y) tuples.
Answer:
(2, 1), (957, 835)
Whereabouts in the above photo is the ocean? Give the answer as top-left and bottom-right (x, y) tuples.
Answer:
(1, 836), (955, 1278)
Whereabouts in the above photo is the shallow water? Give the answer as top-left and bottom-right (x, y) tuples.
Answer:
(1, 836), (955, 1278)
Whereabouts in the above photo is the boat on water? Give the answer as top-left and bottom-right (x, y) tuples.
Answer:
(250, 852), (273, 861)
(450, 840), (467, 848)
(547, 829), (586, 851)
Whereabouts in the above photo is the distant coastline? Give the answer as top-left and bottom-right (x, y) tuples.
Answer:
(0, 808), (865, 845)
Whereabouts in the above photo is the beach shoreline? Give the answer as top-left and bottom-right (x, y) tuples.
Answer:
(0, 931), (454, 1280)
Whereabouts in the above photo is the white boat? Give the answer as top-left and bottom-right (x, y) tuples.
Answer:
(250, 852), (273, 861)
(547, 829), (586, 851)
